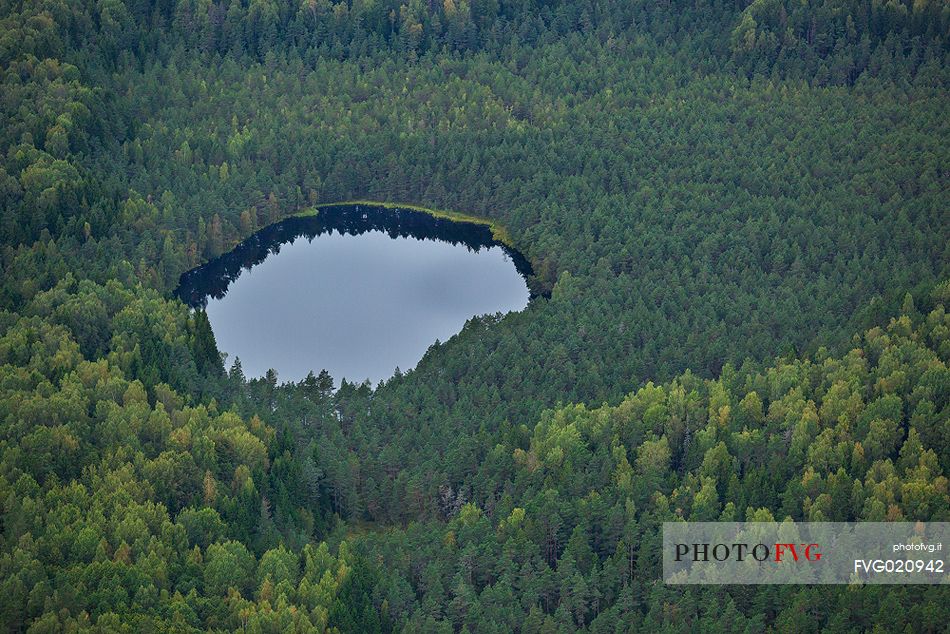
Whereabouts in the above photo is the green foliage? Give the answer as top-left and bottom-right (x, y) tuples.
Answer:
(0, 0), (947, 630)
(0, 285), (376, 631)
(346, 303), (950, 629)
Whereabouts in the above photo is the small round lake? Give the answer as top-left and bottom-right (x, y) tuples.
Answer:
(176, 204), (534, 385)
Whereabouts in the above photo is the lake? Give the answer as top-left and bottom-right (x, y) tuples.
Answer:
(175, 204), (535, 385)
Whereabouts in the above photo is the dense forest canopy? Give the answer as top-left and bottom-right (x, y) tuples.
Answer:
(0, 0), (948, 630)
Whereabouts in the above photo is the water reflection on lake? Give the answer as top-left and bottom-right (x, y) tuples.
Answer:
(176, 204), (534, 385)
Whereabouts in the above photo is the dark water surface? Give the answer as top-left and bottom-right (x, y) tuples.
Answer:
(176, 204), (534, 384)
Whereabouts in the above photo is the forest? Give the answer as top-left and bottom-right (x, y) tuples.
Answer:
(0, 0), (948, 631)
